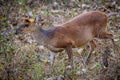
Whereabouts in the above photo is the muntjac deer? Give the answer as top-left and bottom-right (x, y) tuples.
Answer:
(15, 11), (115, 67)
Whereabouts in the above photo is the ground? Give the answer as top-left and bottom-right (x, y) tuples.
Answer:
(0, 0), (120, 80)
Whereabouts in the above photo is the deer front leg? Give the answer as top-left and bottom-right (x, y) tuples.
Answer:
(84, 40), (96, 64)
(65, 45), (73, 67)
(49, 52), (55, 67)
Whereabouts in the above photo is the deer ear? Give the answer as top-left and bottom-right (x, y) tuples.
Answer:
(35, 15), (44, 23)
(35, 16), (47, 25)
(24, 18), (35, 24)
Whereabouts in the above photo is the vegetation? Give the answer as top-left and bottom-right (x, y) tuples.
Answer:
(0, 0), (120, 80)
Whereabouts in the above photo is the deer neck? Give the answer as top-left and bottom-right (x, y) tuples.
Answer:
(33, 26), (54, 45)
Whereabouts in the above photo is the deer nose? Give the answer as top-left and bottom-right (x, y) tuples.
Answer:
(14, 26), (21, 35)
(14, 30), (18, 35)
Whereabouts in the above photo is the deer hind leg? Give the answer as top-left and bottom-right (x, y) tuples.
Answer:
(84, 40), (96, 65)
(99, 32), (115, 53)
(102, 46), (109, 67)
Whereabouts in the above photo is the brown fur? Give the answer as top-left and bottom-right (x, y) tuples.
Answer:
(15, 11), (114, 66)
